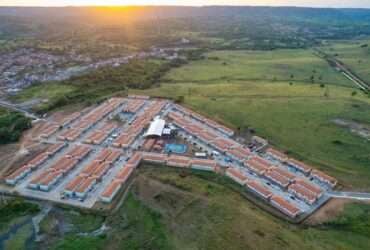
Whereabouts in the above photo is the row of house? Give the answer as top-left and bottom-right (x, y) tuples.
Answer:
(100, 152), (219, 203)
(244, 156), (324, 205)
(5, 142), (66, 185)
(226, 158), (324, 210)
(123, 98), (145, 113)
(168, 111), (252, 162)
(100, 152), (142, 203)
(39, 112), (82, 140)
(58, 98), (125, 142)
(266, 148), (337, 187)
(127, 95), (151, 100)
(143, 152), (218, 172)
(39, 123), (60, 140)
(63, 148), (122, 199)
(28, 145), (92, 192)
(174, 104), (234, 136)
(113, 101), (167, 148)
(225, 167), (301, 218)
(84, 122), (118, 145)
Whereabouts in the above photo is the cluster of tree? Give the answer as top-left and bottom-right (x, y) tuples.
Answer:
(0, 198), (40, 226)
(0, 110), (31, 144)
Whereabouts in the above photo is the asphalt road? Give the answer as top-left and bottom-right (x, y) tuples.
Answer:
(327, 191), (370, 200)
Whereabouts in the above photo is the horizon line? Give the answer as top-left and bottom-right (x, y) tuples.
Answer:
(0, 4), (370, 9)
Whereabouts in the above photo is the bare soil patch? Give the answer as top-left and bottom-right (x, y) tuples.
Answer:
(305, 198), (370, 225)
(332, 118), (370, 140)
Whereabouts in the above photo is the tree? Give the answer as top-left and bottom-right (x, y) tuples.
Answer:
(175, 96), (185, 103)
(324, 86), (330, 98)
(310, 75), (315, 83)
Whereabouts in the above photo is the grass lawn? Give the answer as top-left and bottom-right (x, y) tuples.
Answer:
(321, 40), (370, 83)
(12, 83), (77, 103)
(51, 235), (106, 250)
(131, 81), (370, 190)
(106, 192), (173, 250)
(64, 211), (104, 233)
(164, 49), (353, 87)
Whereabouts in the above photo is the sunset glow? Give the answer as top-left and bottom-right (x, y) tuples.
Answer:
(2, 0), (370, 8)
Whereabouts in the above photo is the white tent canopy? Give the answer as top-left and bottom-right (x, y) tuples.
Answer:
(144, 118), (165, 137)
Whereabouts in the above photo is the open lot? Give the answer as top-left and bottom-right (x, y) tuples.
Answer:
(163, 50), (354, 87)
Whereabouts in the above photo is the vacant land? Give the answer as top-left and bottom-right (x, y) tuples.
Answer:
(321, 40), (370, 83)
(164, 50), (353, 87)
(26, 167), (370, 250)
(132, 81), (370, 190)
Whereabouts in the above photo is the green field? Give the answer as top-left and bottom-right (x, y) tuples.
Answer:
(35, 167), (370, 250)
(164, 50), (353, 87)
(321, 40), (370, 83)
(13, 83), (77, 103)
(132, 81), (370, 190)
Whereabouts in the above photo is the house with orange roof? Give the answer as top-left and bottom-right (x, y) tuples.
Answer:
(225, 167), (249, 186)
(266, 148), (288, 162)
(270, 195), (301, 218)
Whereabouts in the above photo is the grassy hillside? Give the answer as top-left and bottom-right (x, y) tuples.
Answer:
(164, 50), (353, 87)
(35, 167), (370, 250)
(321, 40), (370, 83)
(132, 82), (370, 190)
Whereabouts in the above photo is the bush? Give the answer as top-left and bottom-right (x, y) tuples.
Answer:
(174, 95), (185, 103)
(0, 198), (40, 226)
(332, 140), (343, 145)
(0, 110), (31, 144)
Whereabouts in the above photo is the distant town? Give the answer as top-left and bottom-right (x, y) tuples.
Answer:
(0, 46), (183, 93)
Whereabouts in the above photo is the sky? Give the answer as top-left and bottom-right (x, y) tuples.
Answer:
(1, 0), (370, 8)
